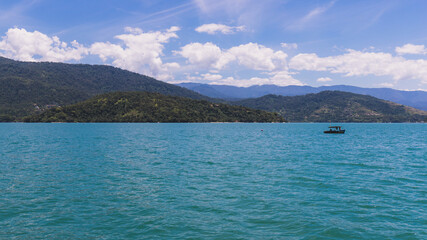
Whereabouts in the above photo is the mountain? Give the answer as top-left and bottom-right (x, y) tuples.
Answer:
(0, 57), (209, 120)
(178, 83), (427, 111)
(232, 91), (427, 122)
(23, 92), (285, 123)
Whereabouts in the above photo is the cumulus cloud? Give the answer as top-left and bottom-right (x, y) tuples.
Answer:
(176, 41), (297, 86)
(395, 44), (427, 55)
(201, 73), (222, 81)
(195, 23), (245, 34)
(228, 43), (288, 71)
(90, 26), (180, 80)
(289, 49), (427, 84)
(317, 77), (332, 82)
(0, 27), (88, 62)
(176, 42), (288, 71)
(175, 42), (234, 69)
(268, 71), (304, 86)
(0, 27), (182, 81)
(8, 27), (426, 89)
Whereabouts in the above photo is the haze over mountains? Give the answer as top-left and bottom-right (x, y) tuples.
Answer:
(178, 83), (427, 111)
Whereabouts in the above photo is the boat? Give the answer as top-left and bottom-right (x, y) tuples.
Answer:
(324, 126), (345, 134)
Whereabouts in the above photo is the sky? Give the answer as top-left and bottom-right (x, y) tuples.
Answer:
(0, 0), (427, 90)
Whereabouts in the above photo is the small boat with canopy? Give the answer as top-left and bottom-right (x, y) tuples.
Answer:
(324, 126), (345, 134)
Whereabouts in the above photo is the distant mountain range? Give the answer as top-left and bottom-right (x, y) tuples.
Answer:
(178, 83), (427, 111)
(1, 56), (426, 123)
(24, 92), (284, 123)
(233, 91), (427, 122)
(0, 57), (209, 119)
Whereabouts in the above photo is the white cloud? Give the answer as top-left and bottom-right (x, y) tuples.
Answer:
(177, 73), (201, 82)
(8, 27), (426, 89)
(195, 23), (245, 34)
(211, 76), (263, 87)
(201, 73), (222, 81)
(210, 72), (303, 87)
(0, 28), (88, 62)
(123, 27), (143, 34)
(174, 70), (302, 87)
(175, 42), (234, 69)
(395, 44), (427, 55)
(269, 71), (304, 86)
(289, 49), (427, 84)
(228, 43), (288, 71)
(176, 41), (297, 86)
(317, 77), (332, 82)
(177, 42), (288, 71)
(90, 26), (180, 80)
(281, 43), (298, 49)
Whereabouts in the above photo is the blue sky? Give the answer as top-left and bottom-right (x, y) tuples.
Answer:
(0, 0), (427, 90)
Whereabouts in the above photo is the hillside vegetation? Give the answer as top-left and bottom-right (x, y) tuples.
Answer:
(24, 92), (284, 123)
(0, 57), (208, 120)
(2, 57), (426, 123)
(233, 91), (427, 122)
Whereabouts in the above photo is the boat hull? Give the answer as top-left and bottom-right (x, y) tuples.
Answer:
(324, 130), (345, 134)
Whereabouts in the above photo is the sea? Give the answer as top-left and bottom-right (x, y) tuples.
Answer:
(0, 123), (425, 239)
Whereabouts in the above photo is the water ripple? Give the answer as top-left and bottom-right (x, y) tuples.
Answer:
(0, 123), (426, 239)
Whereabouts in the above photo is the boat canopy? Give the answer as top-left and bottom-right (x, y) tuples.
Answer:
(328, 126), (342, 129)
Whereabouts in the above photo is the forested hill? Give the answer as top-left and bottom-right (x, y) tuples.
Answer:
(0, 57), (208, 120)
(24, 92), (284, 123)
(233, 91), (427, 122)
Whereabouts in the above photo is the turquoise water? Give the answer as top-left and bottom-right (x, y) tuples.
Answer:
(0, 123), (426, 239)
